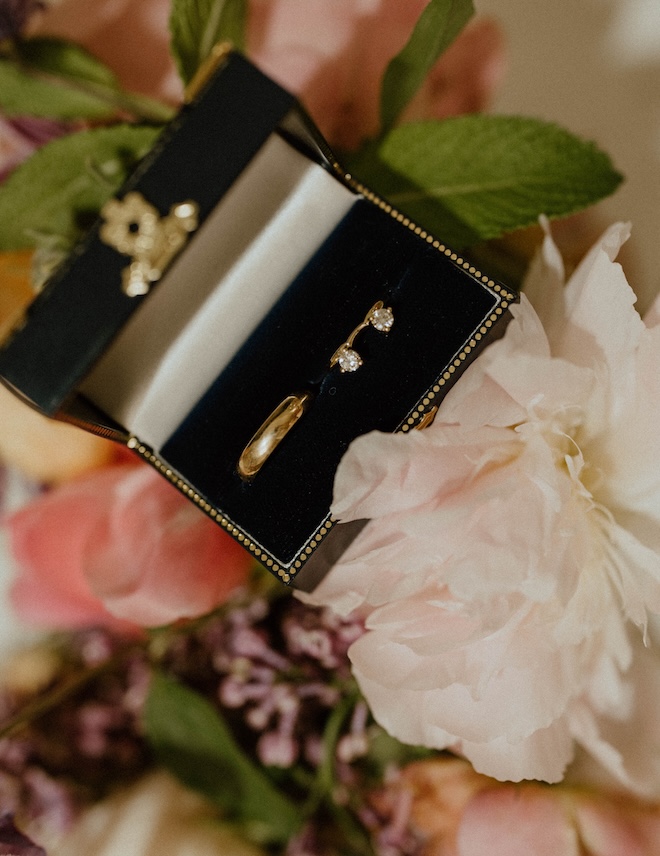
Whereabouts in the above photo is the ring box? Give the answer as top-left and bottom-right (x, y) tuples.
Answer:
(0, 48), (517, 585)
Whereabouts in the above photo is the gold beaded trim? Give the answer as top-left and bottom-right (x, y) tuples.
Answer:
(127, 179), (515, 581)
(345, 177), (516, 436)
(126, 435), (321, 584)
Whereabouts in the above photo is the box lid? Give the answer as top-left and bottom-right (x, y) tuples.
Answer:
(0, 52), (335, 417)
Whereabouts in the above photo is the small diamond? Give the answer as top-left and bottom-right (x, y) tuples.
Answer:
(337, 346), (363, 372)
(371, 306), (394, 332)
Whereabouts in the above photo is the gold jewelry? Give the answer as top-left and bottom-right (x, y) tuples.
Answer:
(237, 392), (312, 480)
(100, 193), (199, 297)
(330, 300), (394, 373)
(237, 301), (394, 480)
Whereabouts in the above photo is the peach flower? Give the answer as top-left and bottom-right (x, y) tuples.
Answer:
(0, 250), (114, 483)
(302, 223), (660, 792)
(32, 0), (504, 150)
(8, 461), (252, 628)
(400, 757), (660, 856)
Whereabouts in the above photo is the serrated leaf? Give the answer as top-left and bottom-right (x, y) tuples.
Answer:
(380, 0), (474, 133)
(349, 115), (623, 247)
(0, 124), (161, 251)
(170, 0), (248, 84)
(0, 38), (174, 122)
(144, 672), (300, 844)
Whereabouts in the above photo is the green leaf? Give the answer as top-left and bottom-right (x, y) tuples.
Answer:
(144, 671), (300, 844)
(0, 39), (117, 119)
(0, 124), (161, 251)
(0, 38), (174, 122)
(349, 115), (623, 247)
(380, 0), (474, 133)
(170, 0), (248, 84)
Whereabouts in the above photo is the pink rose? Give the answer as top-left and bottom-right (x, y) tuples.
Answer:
(32, 0), (504, 150)
(301, 222), (660, 792)
(249, 2), (504, 150)
(29, 0), (182, 103)
(399, 757), (660, 856)
(0, 116), (64, 182)
(9, 461), (252, 628)
(0, 117), (39, 181)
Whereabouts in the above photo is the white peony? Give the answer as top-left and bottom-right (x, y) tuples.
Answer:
(301, 222), (660, 793)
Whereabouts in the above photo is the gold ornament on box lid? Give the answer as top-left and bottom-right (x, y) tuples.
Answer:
(100, 192), (199, 297)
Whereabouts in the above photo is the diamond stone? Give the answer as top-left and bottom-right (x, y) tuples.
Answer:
(337, 346), (363, 372)
(371, 306), (394, 332)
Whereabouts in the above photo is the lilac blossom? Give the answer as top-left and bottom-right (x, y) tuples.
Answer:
(0, 630), (150, 840)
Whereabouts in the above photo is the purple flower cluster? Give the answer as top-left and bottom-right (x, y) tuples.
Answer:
(0, 630), (150, 842)
(163, 596), (425, 856)
(162, 596), (366, 770)
(0, 596), (427, 856)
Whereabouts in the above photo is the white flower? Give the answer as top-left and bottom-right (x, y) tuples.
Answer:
(301, 222), (660, 792)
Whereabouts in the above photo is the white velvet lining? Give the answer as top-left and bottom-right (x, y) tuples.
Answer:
(82, 134), (356, 451)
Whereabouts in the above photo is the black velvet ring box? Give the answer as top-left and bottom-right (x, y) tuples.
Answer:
(0, 49), (517, 585)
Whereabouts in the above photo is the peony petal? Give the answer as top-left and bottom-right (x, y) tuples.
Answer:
(521, 216), (567, 340)
(332, 424), (517, 522)
(575, 798), (654, 856)
(457, 786), (579, 856)
(571, 638), (660, 799)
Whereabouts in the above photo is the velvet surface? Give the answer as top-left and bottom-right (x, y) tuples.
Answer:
(162, 200), (504, 565)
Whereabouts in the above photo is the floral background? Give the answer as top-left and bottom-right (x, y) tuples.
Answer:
(1, 0), (660, 854)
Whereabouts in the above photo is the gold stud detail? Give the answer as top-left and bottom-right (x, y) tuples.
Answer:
(100, 192), (199, 297)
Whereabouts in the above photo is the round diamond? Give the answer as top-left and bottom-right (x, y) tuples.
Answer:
(337, 346), (363, 372)
(371, 306), (394, 332)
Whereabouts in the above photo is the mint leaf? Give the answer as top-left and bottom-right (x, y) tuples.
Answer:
(349, 115), (623, 247)
(0, 124), (160, 251)
(380, 0), (474, 133)
(144, 672), (300, 844)
(0, 39), (173, 121)
(0, 40), (116, 119)
(170, 0), (247, 84)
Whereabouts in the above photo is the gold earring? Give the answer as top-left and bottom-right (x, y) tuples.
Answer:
(330, 301), (394, 373)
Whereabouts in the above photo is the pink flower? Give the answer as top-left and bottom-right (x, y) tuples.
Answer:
(0, 116), (64, 182)
(301, 223), (660, 791)
(0, 117), (38, 181)
(31, 0), (504, 150)
(400, 757), (660, 856)
(249, 2), (504, 150)
(8, 461), (252, 628)
(29, 0), (182, 103)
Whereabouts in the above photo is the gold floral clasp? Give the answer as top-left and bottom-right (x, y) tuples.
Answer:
(99, 192), (199, 297)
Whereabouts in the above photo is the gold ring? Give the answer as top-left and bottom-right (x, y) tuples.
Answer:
(237, 392), (313, 480)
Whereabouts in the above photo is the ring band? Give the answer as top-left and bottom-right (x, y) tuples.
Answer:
(237, 392), (312, 480)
